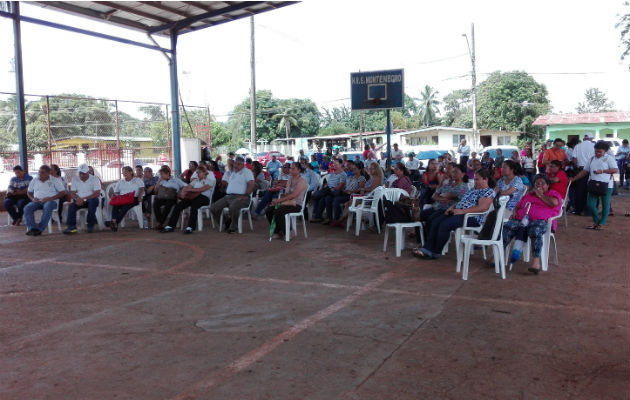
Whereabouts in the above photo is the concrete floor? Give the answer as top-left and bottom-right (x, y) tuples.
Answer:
(1, 196), (628, 399)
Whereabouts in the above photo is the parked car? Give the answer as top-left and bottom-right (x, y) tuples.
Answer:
(105, 160), (125, 168)
(256, 151), (287, 166)
(415, 149), (455, 169)
(481, 145), (520, 161)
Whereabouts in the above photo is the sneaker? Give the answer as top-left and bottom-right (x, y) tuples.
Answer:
(33, 229), (42, 236)
(63, 228), (78, 235)
(162, 226), (174, 233)
(26, 229), (36, 236)
(184, 227), (193, 234)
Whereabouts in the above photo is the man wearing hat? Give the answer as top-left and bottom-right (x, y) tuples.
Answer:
(570, 132), (596, 215)
(63, 164), (102, 234)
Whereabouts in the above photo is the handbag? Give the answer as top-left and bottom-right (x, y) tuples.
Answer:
(383, 199), (413, 223)
(477, 195), (501, 240)
(587, 180), (608, 196)
(279, 199), (297, 207)
(182, 191), (200, 200)
(157, 185), (177, 200)
(109, 192), (135, 206)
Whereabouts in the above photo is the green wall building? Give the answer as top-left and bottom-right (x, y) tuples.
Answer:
(533, 112), (630, 143)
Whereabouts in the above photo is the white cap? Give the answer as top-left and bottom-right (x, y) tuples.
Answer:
(584, 132), (594, 139)
(78, 163), (89, 174)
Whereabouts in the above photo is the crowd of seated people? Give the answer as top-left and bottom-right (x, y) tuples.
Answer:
(5, 137), (625, 279)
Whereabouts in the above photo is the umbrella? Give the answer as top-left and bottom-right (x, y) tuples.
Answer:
(235, 148), (249, 155)
(268, 204), (280, 241)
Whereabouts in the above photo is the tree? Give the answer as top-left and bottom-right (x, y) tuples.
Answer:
(617, 1), (630, 59)
(476, 71), (551, 135)
(441, 89), (471, 126)
(575, 88), (616, 113)
(417, 85), (441, 127)
(272, 108), (298, 139)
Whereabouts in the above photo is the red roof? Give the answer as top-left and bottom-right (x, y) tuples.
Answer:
(533, 112), (630, 126)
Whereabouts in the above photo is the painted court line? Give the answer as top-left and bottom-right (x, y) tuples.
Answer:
(2, 257), (627, 317)
(171, 271), (396, 400)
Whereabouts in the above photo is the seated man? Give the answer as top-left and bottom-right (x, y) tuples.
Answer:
(310, 158), (346, 224)
(3, 165), (33, 226)
(210, 156), (255, 233)
(23, 165), (66, 236)
(63, 164), (102, 234)
(254, 163), (291, 216)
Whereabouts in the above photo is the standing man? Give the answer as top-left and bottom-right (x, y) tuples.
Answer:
(390, 143), (404, 160)
(458, 139), (471, 166)
(616, 139), (630, 189)
(571, 132), (596, 215)
(210, 157), (254, 234)
(23, 165), (66, 236)
(3, 165), (33, 226)
(63, 164), (101, 234)
(266, 154), (282, 180)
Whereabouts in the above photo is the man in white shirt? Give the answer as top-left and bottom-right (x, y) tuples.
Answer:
(390, 143), (404, 160)
(405, 152), (421, 183)
(63, 164), (102, 234)
(210, 156), (255, 233)
(23, 165), (67, 236)
(571, 132), (596, 215)
(458, 139), (471, 165)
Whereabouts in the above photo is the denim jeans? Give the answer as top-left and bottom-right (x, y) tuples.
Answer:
(24, 200), (58, 231)
(66, 198), (100, 229)
(3, 196), (30, 222)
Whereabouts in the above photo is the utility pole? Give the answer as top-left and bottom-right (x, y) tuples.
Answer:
(249, 16), (257, 156)
(471, 23), (477, 151)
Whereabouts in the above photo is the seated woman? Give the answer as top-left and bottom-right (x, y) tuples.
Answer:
(415, 164), (469, 243)
(110, 166), (145, 232)
(502, 174), (562, 274)
(153, 166), (186, 230)
(419, 159), (443, 206)
(50, 164), (69, 221)
(481, 151), (494, 171)
(310, 154), (320, 174)
(208, 160), (223, 183)
(495, 160), (525, 212)
(162, 165), (215, 234)
(330, 161), (366, 227)
(179, 161), (198, 184)
(252, 161), (269, 192)
(413, 169), (495, 259)
(266, 162), (308, 239)
(390, 163), (413, 195)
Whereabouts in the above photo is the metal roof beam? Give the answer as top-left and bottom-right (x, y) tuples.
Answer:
(0, 9), (172, 53)
(31, 1), (150, 31)
(97, 1), (172, 24)
(148, 1), (266, 34)
(139, 1), (193, 18)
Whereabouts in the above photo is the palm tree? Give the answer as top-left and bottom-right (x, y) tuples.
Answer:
(418, 85), (441, 127)
(272, 108), (298, 139)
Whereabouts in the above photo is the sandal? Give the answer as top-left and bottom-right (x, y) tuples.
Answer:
(412, 248), (432, 259)
(594, 224), (605, 230)
(527, 266), (541, 275)
(586, 224), (598, 229)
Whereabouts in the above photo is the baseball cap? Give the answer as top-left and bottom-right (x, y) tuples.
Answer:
(78, 164), (89, 174)
(584, 132), (594, 139)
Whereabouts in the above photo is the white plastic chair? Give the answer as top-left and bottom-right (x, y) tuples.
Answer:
(383, 220), (424, 257)
(63, 200), (105, 231)
(562, 181), (571, 229)
(284, 191), (309, 242)
(346, 186), (385, 236)
(458, 196), (510, 280)
(179, 187), (216, 232)
(219, 193), (254, 233)
(33, 207), (62, 233)
(105, 183), (143, 229)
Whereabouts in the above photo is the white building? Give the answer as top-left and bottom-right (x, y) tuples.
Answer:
(400, 126), (522, 152)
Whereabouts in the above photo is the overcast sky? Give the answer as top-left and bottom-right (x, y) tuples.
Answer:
(0, 0), (628, 121)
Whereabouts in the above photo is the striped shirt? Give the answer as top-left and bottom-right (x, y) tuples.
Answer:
(326, 171), (346, 189)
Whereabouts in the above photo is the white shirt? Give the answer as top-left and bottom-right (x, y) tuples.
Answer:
(114, 177), (144, 196)
(191, 175), (216, 199)
(616, 145), (630, 161)
(158, 177), (186, 191)
(521, 156), (535, 169)
(28, 176), (66, 200)
(405, 158), (420, 171)
(225, 168), (254, 195)
(71, 175), (101, 198)
(458, 144), (471, 156)
(391, 149), (403, 159)
(584, 154), (617, 187)
(573, 140), (595, 168)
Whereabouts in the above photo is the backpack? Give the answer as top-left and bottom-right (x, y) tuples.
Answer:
(476, 195), (501, 240)
(383, 199), (413, 224)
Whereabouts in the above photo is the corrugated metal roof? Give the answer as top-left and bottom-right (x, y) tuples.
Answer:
(533, 112), (630, 126)
(28, 1), (298, 36)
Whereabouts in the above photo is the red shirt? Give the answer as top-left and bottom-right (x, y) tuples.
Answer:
(549, 169), (568, 198)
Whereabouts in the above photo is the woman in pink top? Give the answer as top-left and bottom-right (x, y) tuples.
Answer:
(502, 174), (562, 274)
(391, 163), (413, 195)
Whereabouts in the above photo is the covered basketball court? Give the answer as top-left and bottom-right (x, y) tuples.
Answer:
(1, 2), (629, 399)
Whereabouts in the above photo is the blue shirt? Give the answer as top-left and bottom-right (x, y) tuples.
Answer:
(302, 169), (320, 192)
(456, 187), (496, 225)
(326, 171), (347, 189)
(8, 173), (33, 192)
(266, 160), (282, 178)
(496, 176), (525, 210)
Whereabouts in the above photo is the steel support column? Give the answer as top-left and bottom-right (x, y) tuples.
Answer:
(11, 2), (28, 172)
(169, 31), (181, 175)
